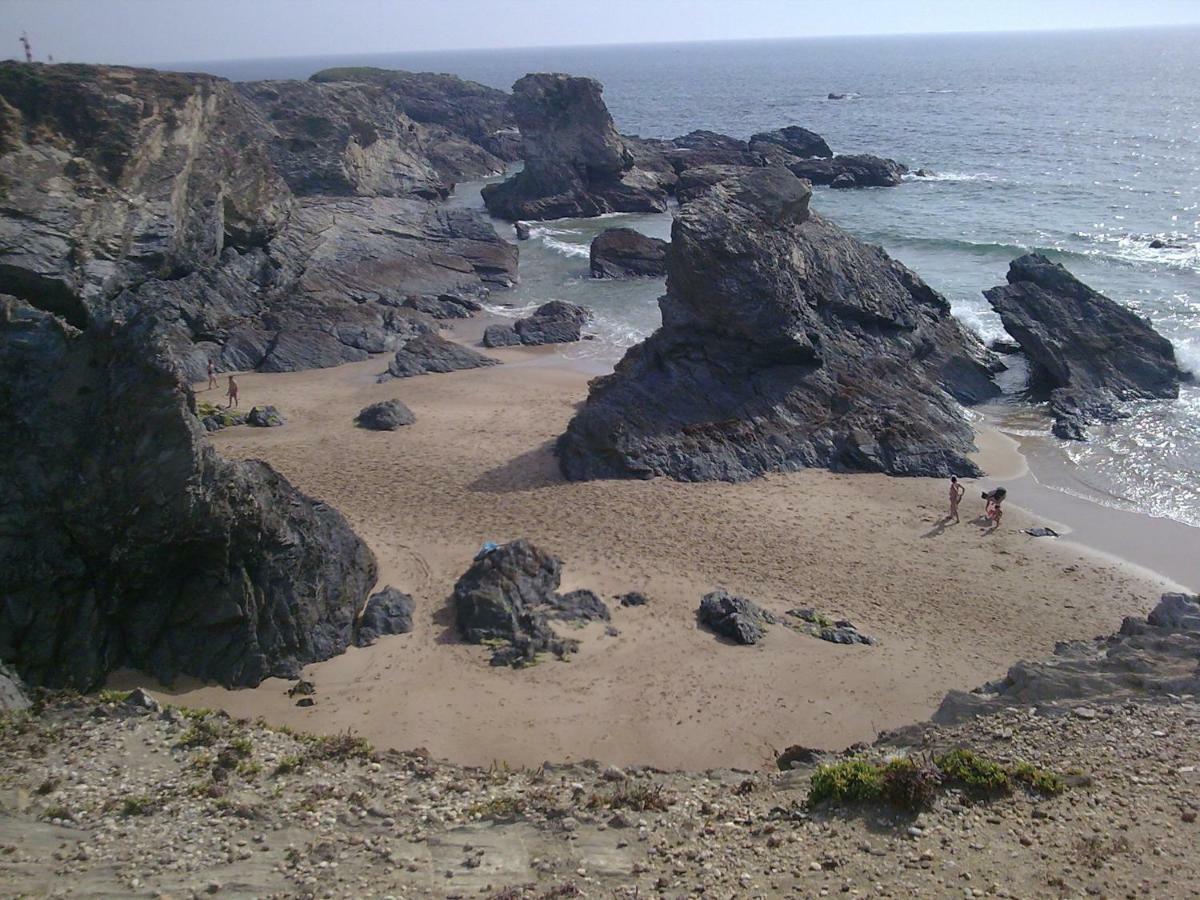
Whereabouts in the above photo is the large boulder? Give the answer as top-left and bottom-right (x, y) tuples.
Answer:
(356, 399), (416, 430)
(697, 590), (779, 645)
(748, 125), (833, 160)
(984, 254), (1187, 439)
(482, 301), (591, 348)
(377, 333), (499, 380)
(786, 154), (908, 188)
(481, 74), (668, 220)
(0, 297), (378, 690)
(353, 587), (415, 647)
(589, 228), (668, 278)
(556, 168), (999, 482)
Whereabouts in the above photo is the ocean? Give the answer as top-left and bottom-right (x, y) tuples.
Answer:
(179, 28), (1200, 529)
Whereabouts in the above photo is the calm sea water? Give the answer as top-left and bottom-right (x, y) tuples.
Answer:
(181, 29), (1200, 528)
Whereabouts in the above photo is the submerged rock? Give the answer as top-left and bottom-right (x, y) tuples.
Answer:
(355, 399), (416, 430)
(590, 228), (668, 278)
(377, 334), (499, 380)
(697, 589), (779, 645)
(354, 587), (415, 647)
(984, 254), (1187, 440)
(557, 168), (998, 482)
(481, 74), (668, 220)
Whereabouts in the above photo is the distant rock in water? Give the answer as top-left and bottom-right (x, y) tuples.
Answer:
(377, 333), (499, 381)
(984, 254), (1187, 440)
(748, 125), (833, 160)
(481, 74), (669, 220)
(933, 592), (1200, 724)
(786, 154), (908, 188)
(0, 297), (377, 690)
(482, 301), (590, 347)
(452, 540), (591, 667)
(589, 228), (668, 278)
(356, 399), (416, 430)
(557, 168), (999, 482)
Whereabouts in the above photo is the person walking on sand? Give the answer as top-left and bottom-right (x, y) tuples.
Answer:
(226, 375), (239, 409)
(207, 359), (217, 391)
(948, 475), (965, 523)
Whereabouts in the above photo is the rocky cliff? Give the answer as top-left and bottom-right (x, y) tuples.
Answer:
(984, 254), (1187, 439)
(481, 74), (669, 220)
(557, 168), (999, 481)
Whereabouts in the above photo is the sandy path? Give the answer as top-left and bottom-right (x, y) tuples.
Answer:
(134, 346), (1169, 770)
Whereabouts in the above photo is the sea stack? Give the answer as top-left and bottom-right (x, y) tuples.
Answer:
(556, 167), (999, 482)
(984, 253), (1187, 440)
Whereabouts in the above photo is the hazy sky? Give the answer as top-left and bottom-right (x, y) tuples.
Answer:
(6, 0), (1200, 65)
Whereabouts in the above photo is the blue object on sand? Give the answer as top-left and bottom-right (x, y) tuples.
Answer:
(474, 541), (499, 561)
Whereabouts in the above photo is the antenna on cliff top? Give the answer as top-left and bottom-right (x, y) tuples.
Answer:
(19, 32), (33, 63)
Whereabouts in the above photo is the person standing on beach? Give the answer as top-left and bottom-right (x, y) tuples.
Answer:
(983, 487), (1006, 527)
(948, 475), (965, 523)
(226, 375), (239, 409)
(207, 359), (217, 391)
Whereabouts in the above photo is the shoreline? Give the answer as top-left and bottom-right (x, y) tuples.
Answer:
(120, 333), (1181, 771)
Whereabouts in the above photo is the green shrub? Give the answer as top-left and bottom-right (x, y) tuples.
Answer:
(119, 795), (156, 816)
(1012, 761), (1066, 795)
(880, 758), (943, 811)
(934, 749), (1012, 795)
(808, 759), (885, 807)
(273, 754), (303, 776)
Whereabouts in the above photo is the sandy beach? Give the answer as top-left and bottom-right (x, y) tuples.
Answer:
(123, 333), (1178, 771)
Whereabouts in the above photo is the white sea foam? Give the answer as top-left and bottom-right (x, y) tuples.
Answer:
(1173, 336), (1200, 377)
(903, 171), (999, 183)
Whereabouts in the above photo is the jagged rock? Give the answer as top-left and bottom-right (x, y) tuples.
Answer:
(354, 587), (415, 647)
(988, 338), (1022, 355)
(984, 254), (1187, 440)
(481, 74), (668, 220)
(0, 297), (378, 690)
(377, 333), (499, 380)
(355, 399), (416, 430)
(590, 228), (668, 278)
(514, 222), (532, 240)
(658, 130), (762, 172)
(310, 67), (519, 161)
(246, 405), (284, 427)
(548, 590), (611, 622)
(452, 540), (579, 666)
(513, 301), (589, 345)
(403, 293), (484, 320)
(124, 687), (160, 712)
(748, 125), (833, 160)
(786, 154), (908, 188)
(0, 661), (29, 711)
(674, 165), (749, 205)
(482, 324), (522, 348)
(557, 168), (999, 482)
(697, 589), (779, 645)
(933, 593), (1200, 724)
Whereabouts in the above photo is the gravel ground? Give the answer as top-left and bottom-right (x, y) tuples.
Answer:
(1, 691), (1198, 899)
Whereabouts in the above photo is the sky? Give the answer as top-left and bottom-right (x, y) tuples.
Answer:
(6, 0), (1200, 65)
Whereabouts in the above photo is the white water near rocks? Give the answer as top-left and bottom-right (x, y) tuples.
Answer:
(190, 28), (1200, 530)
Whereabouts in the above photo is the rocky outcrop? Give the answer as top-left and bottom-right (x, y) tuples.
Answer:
(589, 228), (668, 278)
(785, 154), (908, 188)
(748, 126), (832, 160)
(984, 254), (1187, 439)
(697, 590), (779, 645)
(481, 74), (668, 220)
(402, 292), (483, 320)
(310, 67), (519, 161)
(356, 399), (416, 430)
(353, 587), (415, 647)
(557, 168), (999, 482)
(0, 297), (378, 690)
(933, 593), (1200, 724)
(377, 333), (499, 380)
(452, 540), (584, 667)
(236, 79), (503, 197)
(482, 301), (590, 348)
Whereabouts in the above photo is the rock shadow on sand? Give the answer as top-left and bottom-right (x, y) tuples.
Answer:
(467, 440), (564, 494)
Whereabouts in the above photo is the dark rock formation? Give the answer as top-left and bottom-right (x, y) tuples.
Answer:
(557, 168), (999, 482)
(657, 130), (762, 171)
(514, 222), (532, 241)
(697, 589), (779, 645)
(0, 661), (29, 711)
(673, 164), (749, 205)
(402, 293), (484, 320)
(452, 540), (583, 666)
(786, 609), (876, 645)
(933, 593), (1200, 724)
(356, 399), (416, 430)
(0, 297), (377, 690)
(482, 301), (590, 348)
(786, 154), (908, 188)
(377, 333), (499, 380)
(984, 254), (1187, 440)
(618, 592), (650, 607)
(548, 589), (611, 622)
(748, 126), (833, 160)
(353, 587), (415, 647)
(310, 67), (519, 161)
(247, 405), (285, 427)
(589, 228), (668, 278)
(481, 74), (668, 220)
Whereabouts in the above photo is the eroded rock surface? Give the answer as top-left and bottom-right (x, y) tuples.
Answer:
(984, 254), (1187, 439)
(378, 333), (499, 380)
(697, 590), (779, 645)
(589, 228), (668, 278)
(557, 168), (998, 482)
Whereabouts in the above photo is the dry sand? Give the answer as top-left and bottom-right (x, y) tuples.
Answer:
(129, 340), (1173, 771)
